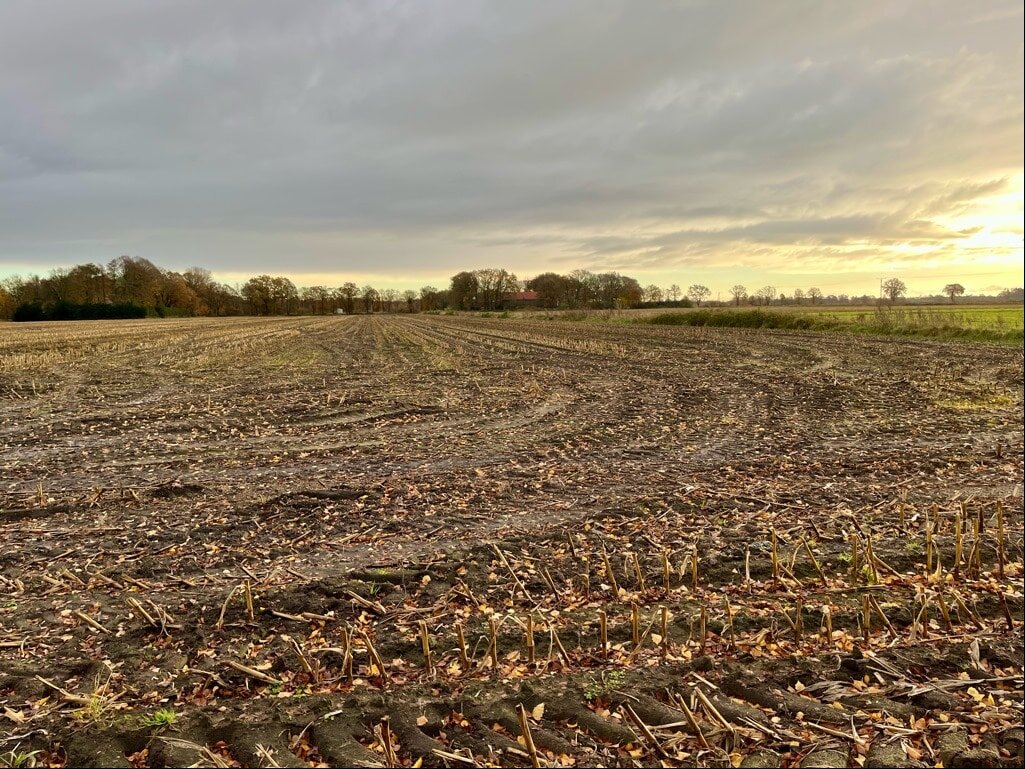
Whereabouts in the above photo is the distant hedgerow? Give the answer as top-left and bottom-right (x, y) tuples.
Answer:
(12, 301), (147, 322)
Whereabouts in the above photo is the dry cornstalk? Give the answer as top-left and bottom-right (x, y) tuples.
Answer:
(770, 533), (779, 582)
(936, 592), (954, 631)
(631, 604), (640, 650)
(692, 686), (734, 735)
(869, 596), (897, 637)
(996, 501), (1006, 580)
(724, 596), (736, 648)
(599, 610), (608, 658)
(954, 509), (963, 579)
(972, 517), (982, 574)
(34, 676), (90, 705)
(662, 551), (671, 593)
(600, 544), (620, 596)
(126, 596), (157, 627)
(864, 533), (879, 584)
(286, 636), (319, 682)
(952, 592), (983, 630)
(379, 718), (398, 768)
(632, 553), (646, 592)
(215, 585), (241, 630)
(419, 620), (433, 676)
(926, 507), (934, 574)
(550, 624), (571, 665)
(487, 616), (499, 670)
(691, 545), (699, 589)
(360, 631), (386, 680)
(342, 628), (354, 681)
(622, 703), (668, 759)
(540, 567), (559, 599)
(73, 610), (109, 634)
(60, 569), (86, 587)
(525, 615), (535, 664)
(801, 538), (828, 586)
(491, 544), (530, 600)
(91, 571), (124, 590)
(346, 590), (386, 616)
(243, 580), (255, 622)
(677, 694), (709, 748)
(998, 593), (1014, 631)
(455, 621), (470, 668)
(222, 660), (281, 685)
(771, 529), (780, 580)
(516, 703), (542, 769)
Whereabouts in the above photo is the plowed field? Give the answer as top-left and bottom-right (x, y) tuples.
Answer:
(2, 315), (1022, 768)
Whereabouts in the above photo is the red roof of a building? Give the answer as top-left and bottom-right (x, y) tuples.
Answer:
(509, 291), (540, 301)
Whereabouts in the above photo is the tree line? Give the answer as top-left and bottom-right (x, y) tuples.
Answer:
(1, 256), (1020, 320)
(0, 259), (660, 319)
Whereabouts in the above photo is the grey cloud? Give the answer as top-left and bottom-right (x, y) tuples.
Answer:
(0, 0), (1021, 279)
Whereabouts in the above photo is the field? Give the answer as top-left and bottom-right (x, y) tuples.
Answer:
(518, 304), (1025, 344)
(1, 315), (1023, 769)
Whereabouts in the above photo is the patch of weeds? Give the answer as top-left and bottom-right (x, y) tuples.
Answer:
(0, 748), (41, 769)
(142, 707), (178, 728)
(74, 673), (122, 726)
(935, 394), (1015, 411)
(584, 669), (627, 701)
(836, 551), (852, 563)
(267, 682), (283, 695)
(905, 539), (924, 554)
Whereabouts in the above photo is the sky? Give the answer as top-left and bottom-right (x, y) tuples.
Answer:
(1, 1), (1022, 298)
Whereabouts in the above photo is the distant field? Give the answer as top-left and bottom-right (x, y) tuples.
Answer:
(778, 303), (1024, 327)
(515, 303), (1024, 343)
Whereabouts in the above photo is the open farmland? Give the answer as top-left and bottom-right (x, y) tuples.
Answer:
(1, 315), (1023, 768)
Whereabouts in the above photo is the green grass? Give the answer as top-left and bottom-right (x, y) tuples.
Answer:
(637, 305), (1023, 344)
(0, 749), (42, 769)
(584, 669), (627, 700)
(141, 707), (178, 728)
(934, 394), (1016, 411)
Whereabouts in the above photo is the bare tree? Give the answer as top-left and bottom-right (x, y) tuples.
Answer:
(792, 288), (805, 305)
(402, 289), (417, 312)
(943, 283), (965, 303)
(729, 284), (747, 306)
(419, 285), (441, 311)
(687, 284), (711, 306)
(339, 282), (358, 314)
(881, 278), (906, 304)
(807, 287), (822, 304)
(361, 285), (378, 313)
(643, 284), (664, 303)
(380, 288), (398, 312)
(667, 284), (681, 302)
(756, 286), (777, 306)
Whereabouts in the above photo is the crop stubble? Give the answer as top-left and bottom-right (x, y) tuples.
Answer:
(1, 315), (1022, 767)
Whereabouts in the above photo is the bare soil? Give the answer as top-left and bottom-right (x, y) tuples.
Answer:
(1, 315), (1022, 768)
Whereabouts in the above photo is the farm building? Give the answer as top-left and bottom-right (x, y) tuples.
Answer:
(502, 290), (540, 309)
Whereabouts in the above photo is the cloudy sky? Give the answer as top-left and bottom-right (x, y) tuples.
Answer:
(1, 1), (1022, 297)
